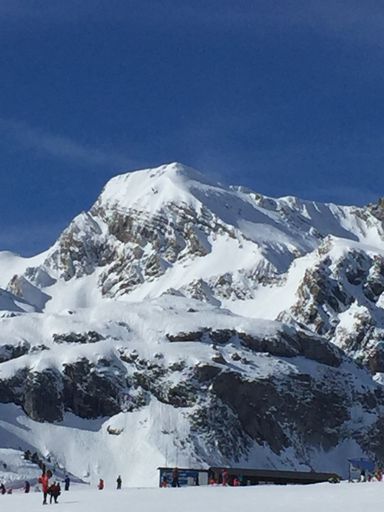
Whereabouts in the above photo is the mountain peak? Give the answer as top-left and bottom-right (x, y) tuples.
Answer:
(96, 162), (219, 213)
(156, 161), (215, 184)
(116, 161), (216, 186)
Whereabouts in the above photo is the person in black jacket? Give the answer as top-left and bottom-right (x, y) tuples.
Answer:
(172, 468), (180, 488)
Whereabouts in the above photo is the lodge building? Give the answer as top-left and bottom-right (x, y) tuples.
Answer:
(158, 466), (340, 487)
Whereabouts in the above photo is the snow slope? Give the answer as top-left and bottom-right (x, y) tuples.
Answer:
(0, 296), (380, 485)
(3, 163), (384, 316)
(0, 251), (47, 289)
(0, 449), (41, 486)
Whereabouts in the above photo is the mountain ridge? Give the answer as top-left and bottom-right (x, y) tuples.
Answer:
(1, 163), (384, 486)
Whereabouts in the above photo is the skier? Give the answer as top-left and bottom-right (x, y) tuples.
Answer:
(98, 478), (104, 490)
(38, 470), (51, 505)
(172, 467), (180, 488)
(116, 475), (122, 490)
(222, 468), (229, 486)
(64, 475), (70, 491)
(24, 480), (30, 493)
(0, 483), (5, 495)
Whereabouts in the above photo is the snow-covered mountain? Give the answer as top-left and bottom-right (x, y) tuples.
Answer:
(1, 162), (384, 486)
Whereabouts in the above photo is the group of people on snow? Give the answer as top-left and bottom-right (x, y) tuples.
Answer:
(0, 471), (71, 504)
(160, 467), (241, 488)
(160, 467), (181, 488)
(357, 468), (383, 483)
(208, 469), (242, 486)
(1, 471), (123, 503)
(1, 479), (32, 495)
(38, 470), (72, 504)
(97, 475), (123, 490)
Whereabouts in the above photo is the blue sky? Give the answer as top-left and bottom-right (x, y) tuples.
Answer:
(1, 0), (384, 255)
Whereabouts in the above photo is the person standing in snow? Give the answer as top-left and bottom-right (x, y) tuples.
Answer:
(0, 483), (5, 495)
(98, 478), (104, 490)
(39, 470), (51, 505)
(48, 482), (60, 503)
(64, 475), (70, 491)
(49, 482), (61, 504)
(222, 469), (229, 486)
(24, 480), (30, 493)
(116, 475), (122, 489)
(172, 467), (180, 488)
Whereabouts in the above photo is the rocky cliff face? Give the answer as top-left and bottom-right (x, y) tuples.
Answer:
(1, 162), (384, 483)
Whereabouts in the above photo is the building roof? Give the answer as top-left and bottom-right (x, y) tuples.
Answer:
(158, 466), (339, 482)
(209, 467), (339, 482)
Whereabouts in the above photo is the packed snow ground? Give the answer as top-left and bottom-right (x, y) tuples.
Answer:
(1, 482), (384, 512)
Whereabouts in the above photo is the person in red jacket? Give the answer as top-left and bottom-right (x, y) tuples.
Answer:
(98, 478), (104, 490)
(38, 471), (51, 505)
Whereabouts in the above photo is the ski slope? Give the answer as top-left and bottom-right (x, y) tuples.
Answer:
(1, 482), (383, 512)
